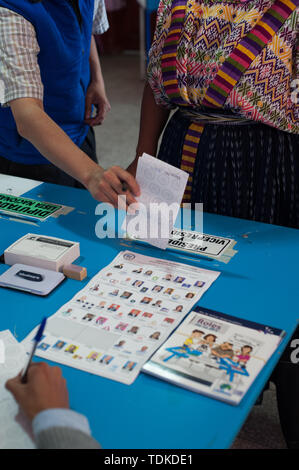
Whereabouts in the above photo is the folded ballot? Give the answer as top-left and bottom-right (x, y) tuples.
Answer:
(122, 154), (189, 250)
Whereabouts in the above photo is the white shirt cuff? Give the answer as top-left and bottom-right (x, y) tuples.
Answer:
(32, 409), (91, 438)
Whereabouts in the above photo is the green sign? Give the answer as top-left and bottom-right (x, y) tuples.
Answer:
(0, 193), (62, 220)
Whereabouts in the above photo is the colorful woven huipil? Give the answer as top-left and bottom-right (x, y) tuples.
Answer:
(148, 0), (299, 202)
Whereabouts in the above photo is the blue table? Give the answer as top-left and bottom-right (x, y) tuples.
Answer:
(1, 181), (298, 449)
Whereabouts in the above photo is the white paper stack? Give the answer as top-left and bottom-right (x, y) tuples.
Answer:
(0, 330), (35, 449)
(4, 234), (80, 272)
(0, 174), (42, 197)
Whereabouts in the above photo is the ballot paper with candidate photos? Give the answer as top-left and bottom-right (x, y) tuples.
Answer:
(22, 251), (220, 385)
(123, 154), (189, 250)
(143, 306), (284, 405)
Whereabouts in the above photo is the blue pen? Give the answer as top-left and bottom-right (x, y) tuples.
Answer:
(21, 317), (47, 383)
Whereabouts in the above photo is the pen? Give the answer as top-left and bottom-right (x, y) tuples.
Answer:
(121, 182), (128, 192)
(21, 317), (47, 383)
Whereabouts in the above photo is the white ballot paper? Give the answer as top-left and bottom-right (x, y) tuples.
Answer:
(123, 154), (189, 250)
(0, 330), (35, 449)
(23, 251), (220, 385)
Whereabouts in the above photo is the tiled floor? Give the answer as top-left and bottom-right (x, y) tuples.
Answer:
(95, 53), (144, 170)
(95, 53), (287, 449)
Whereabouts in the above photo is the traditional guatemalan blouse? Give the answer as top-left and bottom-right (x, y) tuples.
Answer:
(148, 0), (299, 134)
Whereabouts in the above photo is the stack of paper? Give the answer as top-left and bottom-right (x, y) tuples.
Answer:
(0, 174), (42, 197)
(0, 330), (35, 449)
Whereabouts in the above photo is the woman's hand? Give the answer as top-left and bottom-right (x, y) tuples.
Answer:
(84, 80), (111, 126)
(85, 165), (140, 210)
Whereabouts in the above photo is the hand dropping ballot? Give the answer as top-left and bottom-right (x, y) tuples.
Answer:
(123, 154), (189, 250)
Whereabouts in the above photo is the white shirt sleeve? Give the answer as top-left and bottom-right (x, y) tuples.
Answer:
(0, 7), (43, 107)
(93, 0), (109, 35)
(0, 3), (108, 109)
(32, 409), (92, 437)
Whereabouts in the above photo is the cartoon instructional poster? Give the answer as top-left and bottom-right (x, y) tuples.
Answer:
(22, 252), (220, 385)
(143, 306), (284, 404)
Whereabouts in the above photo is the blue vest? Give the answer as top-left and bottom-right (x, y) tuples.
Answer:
(0, 0), (94, 164)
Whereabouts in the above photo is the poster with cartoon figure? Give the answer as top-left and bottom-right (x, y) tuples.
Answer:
(143, 306), (284, 404)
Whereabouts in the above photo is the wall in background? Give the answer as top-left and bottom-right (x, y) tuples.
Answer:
(97, 0), (157, 54)
(101, 0), (140, 53)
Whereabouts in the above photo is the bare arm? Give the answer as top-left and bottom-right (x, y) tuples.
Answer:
(127, 82), (170, 176)
(1, 9), (136, 208)
(85, 35), (111, 126)
(89, 35), (105, 85)
(10, 97), (139, 207)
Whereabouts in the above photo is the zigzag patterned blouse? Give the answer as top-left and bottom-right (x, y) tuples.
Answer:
(148, 0), (299, 134)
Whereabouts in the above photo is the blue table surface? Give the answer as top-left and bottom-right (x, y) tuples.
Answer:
(0, 182), (298, 449)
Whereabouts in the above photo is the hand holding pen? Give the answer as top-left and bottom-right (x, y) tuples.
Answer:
(85, 166), (140, 212)
(6, 362), (69, 421)
(5, 317), (69, 421)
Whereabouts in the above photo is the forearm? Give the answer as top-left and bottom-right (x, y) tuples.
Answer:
(89, 35), (105, 87)
(11, 98), (100, 187)
(85, 36), (110, 126)
(128, 83), (170, 175)
(137, 82), (170, 157)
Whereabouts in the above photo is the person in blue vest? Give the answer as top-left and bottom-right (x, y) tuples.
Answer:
(0, 0), (139, 210)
